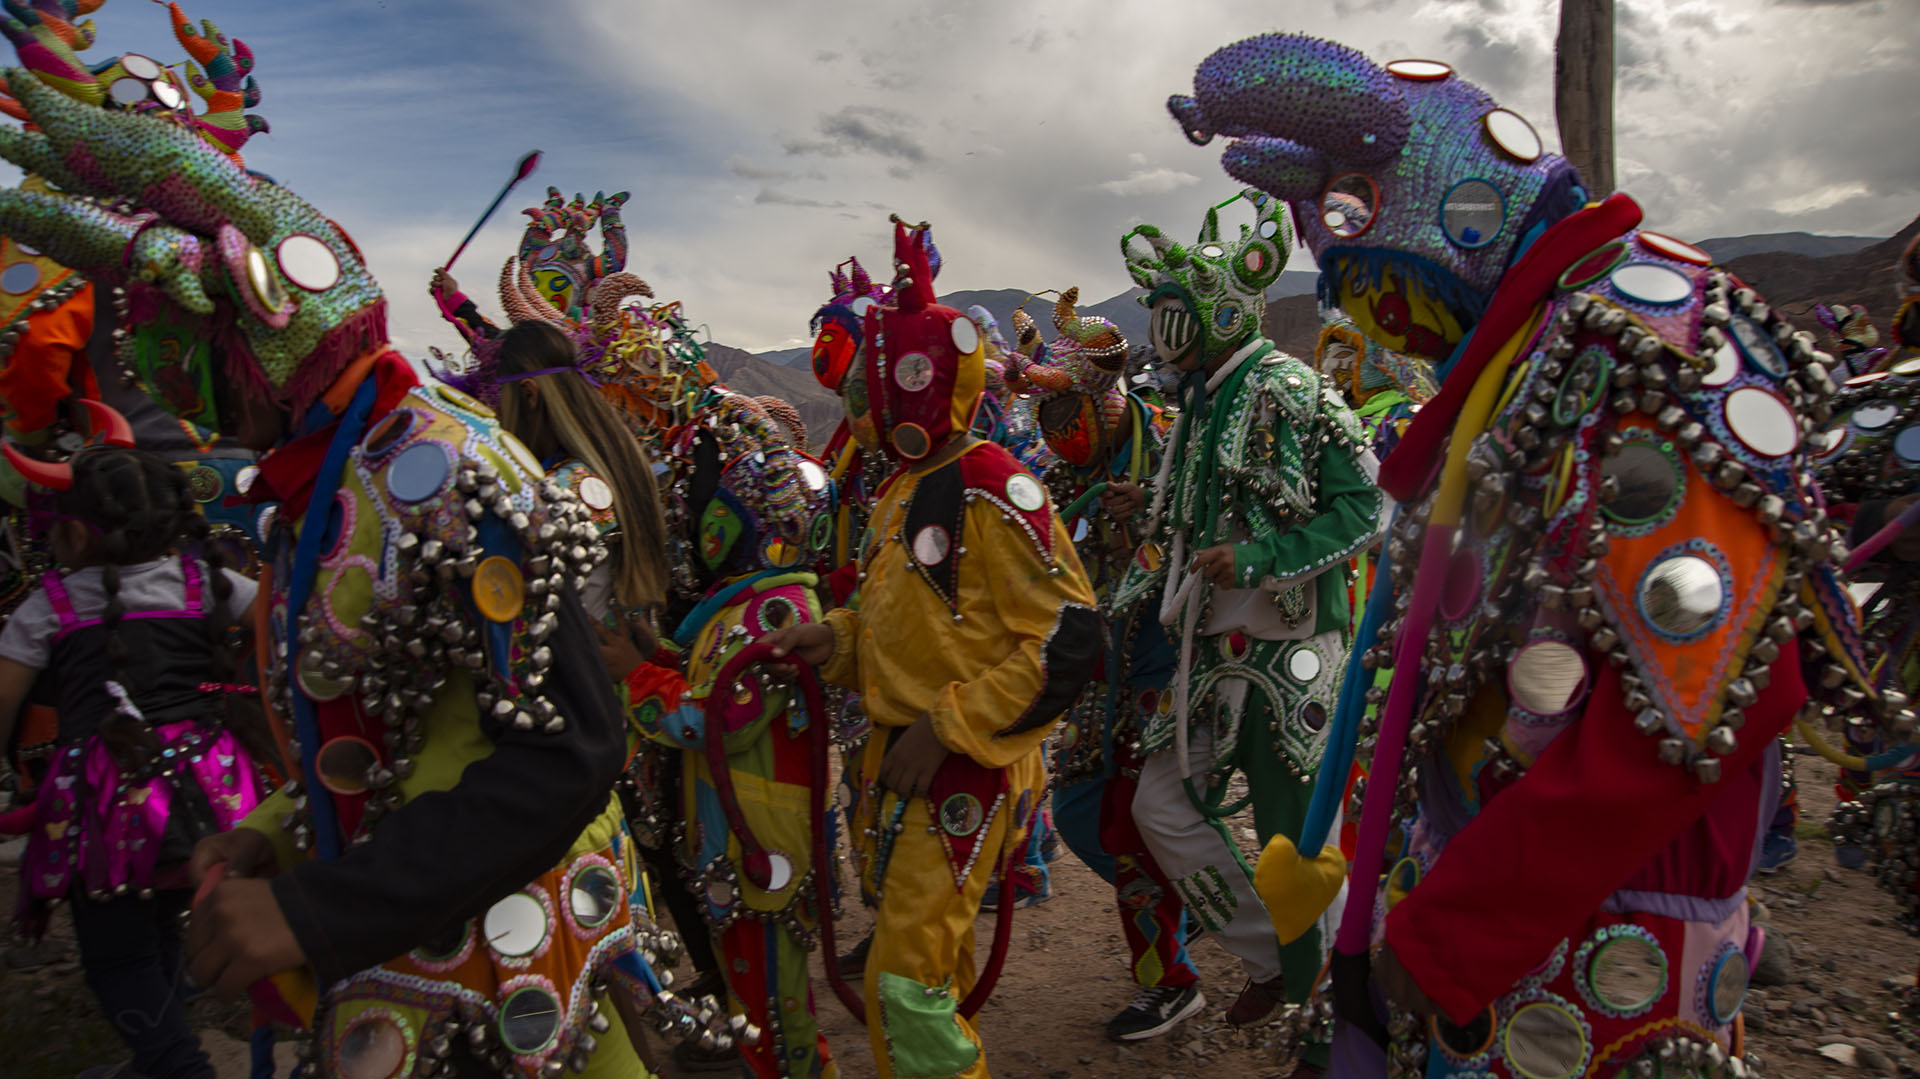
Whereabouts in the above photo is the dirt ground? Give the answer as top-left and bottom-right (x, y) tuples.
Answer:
(3, 750), (1915, 1078)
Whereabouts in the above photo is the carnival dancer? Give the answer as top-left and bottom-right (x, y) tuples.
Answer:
(603, 390), (837, 1079)
(1313, 318), (1435, 464)
(1001, 287), (1205, 1040)
(0, 37), (678, 1074)
(1109, 190), (1380, 1062)
(768, 217), (1102, 1079)
(1169, 33), (1897, 1077)
(0, 437), (269, 1079)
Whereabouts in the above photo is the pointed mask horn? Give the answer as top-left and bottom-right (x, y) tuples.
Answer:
(1177, 34), (1410, 167)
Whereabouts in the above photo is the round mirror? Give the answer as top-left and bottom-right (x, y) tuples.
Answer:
(1508, 641), (1589, 715)
(1258, 218), (1280, 238)
(1601, 441), (1680, 524)
(277, 235), (342, 292)
(1552, 348), (1610, 425)
(1558, 241), (1627, 291)
(1286, 646), (1322, 683)
(1609, 262), (1693, 307)
(912, 524), (950, 565)
(244, 244), (289, 313)
(1440, 179), (1504, 250)
(297, 653), (351, 703)
(894, 350), (934, 392)
(1430, 1007), (1495, 1061)
(1005, 474), (1047, 512)
(951, 316), (980, 355)
(1851, 400), (1901, 431)
(151, 79), (185, 110)
(1702, 339), (1740, 387)
(1198, 244), (1226, 259)
(1730, 317), (1787, 378)
(1723, 387), (1799, 458)
(499, 986), (563, 1055)
(1321, 173), (1379, 238)
(569, 865), (621, 929)
(578, 474), (615, 511)
(764, 852), (794, 892)
(1811, 427), (1846, 458)
(1071, 517), (1089, 542)
(1895, 424), (1920, 464)
(1502, 1001), (1588, 1079)
(1637, 554), (1725, 640)
(1386, 59), (1453, 81)
(107, 77), (150, 106)
(0, 261), (40, 295)
(705, 875), (736, 907)
(1587, 934), (1666, 1014)
(1707, 949), (1749, 1024)
(337, 1016), (407, 1079)
(361, 410), (416, 458)
(1892, 354), (1920, 377)
(482, 892), (549, 957)
(848, 296), (876, 317)
(1638, 232), (1711, 265)
(1483, 109), (1543, 163)
(940, 793), (984, 836)
(796, 459), (828, 492)
(316, 736), (379, 794)
(119, 53), (163, 79)
(385, 442), (452, 503)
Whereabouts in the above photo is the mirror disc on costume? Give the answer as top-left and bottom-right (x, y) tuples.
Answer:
(499, 986), (563, 1055)
(1588, 934), (1667, 1013)
(107, 76), (150, 106)
(277, 234), (342, 292)
(1609, 262), (1693, 307)
(385, 442), (452, 503)
(577, 475), (615, 511)
(1259, 218), (1280, 239)
(1850, 400), (1900, 431)
(1321, 173), (1378, 238)
(1638, 554), (1725, 640)
(120, 53), (163, 79)
(416, 919), (470, 962)
(706, 875), (736, 907)
(297, 652), (352, 703)
(912, 524), (951, 565)
(1387, 58), (1453, 80)
(1483, 109), (1543, 162)
(1508, 641), (1589, 715)
(1724, 387), (1799, 457)
(1601, 441), (1681, 524)
(1553, 347), (1611, 427)
(809, 513), (833, 551)
(472, 557), (526, 623)
(1893, 354), (1920, 376)
(236, 464), (261, 495)
(1503, 1001), (1588, 1079)
(1702, 338), (1741, 387)
(798, 459), (829, 491)
(940, 793), (984, 836)
(1005, 474), (1046, 511)
(316, 736), (380, 795)
(1137, 542), (1165, 571)
(500, 430), (543, 475)
(0, 261), (39, 294)
(337, 1015), (408, 1079)
(245, 245), (288, 312)
(569, 865), (621, 929)
(951, 317), (980, 355)
(1707, 949), (1749, 1024)
(361, 410), (416, 458)
(894, 351), (934, 392)
(1731, 316), (1788, 378)
(1559, 242), (1629, 291)
(186, 464), (223, 503)
(482, 892), (549, 957)
(891, 422), (931, 459)
(1896, 425), (1920, 465)
(1430, 1006), (1495, 1061)
(764, 852), (794, 892)
(1638, 232), (1712, 265)
(1441, 179), (1504, 250)
(1286, 646), (1322, 683)
(1199, 244), (1226, 258)
(434, 384), (493, 416)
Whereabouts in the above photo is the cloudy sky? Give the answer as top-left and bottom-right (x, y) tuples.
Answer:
(18, 0), (1918, 353)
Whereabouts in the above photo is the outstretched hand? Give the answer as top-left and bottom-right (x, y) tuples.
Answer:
(757, 623), (835, 682)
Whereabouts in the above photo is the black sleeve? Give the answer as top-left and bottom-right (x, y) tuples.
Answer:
(271, 588), (625, 986)
(454, 299), (502, 341)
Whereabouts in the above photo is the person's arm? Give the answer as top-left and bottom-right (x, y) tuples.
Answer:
(0, 284), (94, 441)
(1232, 410), (1383, 588)
(925, 509), (1103, 769)
(0, 658), (39, 777)
(264, 588), (627, 987)
(818, 604), (865, 690)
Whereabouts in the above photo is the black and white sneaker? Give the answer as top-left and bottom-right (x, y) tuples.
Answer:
(1105, 984), (1207, 1042)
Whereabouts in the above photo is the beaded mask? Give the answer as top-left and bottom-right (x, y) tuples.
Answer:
(809, 254), (892, 398)
(517, 187), (629, 321)
(1005, 288), (1129, 467)
(664, 392), (826, 578)
(1121, 189), (1291, 369)
(1168, 33), (1585, 360)
(0, 59), (383, 418)
(1315, 317), (1437, 408)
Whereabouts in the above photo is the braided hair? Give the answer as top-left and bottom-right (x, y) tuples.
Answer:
(49, 448), (273, 771)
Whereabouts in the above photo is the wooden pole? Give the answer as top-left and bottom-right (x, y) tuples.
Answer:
(1554, 0), (1616, 198)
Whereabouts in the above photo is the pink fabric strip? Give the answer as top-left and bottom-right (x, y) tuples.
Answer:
(180, 554), (205, 615)
(1334, 521), (1457, 955)
(40, 570), (78, 632)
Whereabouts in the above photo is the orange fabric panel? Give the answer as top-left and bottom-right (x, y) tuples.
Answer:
(0, 283), (97, 437)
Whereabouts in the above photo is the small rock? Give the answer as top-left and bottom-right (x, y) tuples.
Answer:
(1791, 1001), (1815, 1018)
(1857, 1045), (1894, 1075)
(1821, 956), (1840, 972)
(1817, 1042), (1858, 1066)
(1078, 1057), (1093, 1066)
(1752, 932), (1794, 986)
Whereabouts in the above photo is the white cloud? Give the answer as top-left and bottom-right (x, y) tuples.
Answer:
(1098, 167), (1203, 197)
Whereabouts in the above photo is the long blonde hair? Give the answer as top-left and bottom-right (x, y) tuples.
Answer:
(496, 321), (670, 611)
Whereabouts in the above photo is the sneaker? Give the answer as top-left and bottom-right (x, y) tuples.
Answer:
(1041, 831), (1063, 863)
(1757, 831), (1797, 874)
(1225, 975), (1289, 1026)
(837, 932), (873, 976)
(1105, 984), (1206, 1041)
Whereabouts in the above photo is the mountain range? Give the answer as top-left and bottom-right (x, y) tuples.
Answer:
(714, 226), (1907, 449)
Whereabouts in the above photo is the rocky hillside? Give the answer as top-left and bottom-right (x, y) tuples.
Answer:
(702, 342), (842, 451)
(1722, 215), (1918, 343)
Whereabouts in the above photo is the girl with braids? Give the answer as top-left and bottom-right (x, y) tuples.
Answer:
(0, 442), (269, 1079)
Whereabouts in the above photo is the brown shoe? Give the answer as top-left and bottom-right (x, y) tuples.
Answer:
(1225, 974), (1288, 1026)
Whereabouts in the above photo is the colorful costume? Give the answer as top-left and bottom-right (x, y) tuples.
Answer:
(1109, 190), (1379, 1057)
(1314, 318), (1436, 463)
(1170, 33), (1896, 1077)
(624, 390), (836, 1078)
(0, 8), (684, 1072)
(810, 219), (1101, 1078)
(1004, 289), (1202, 1028)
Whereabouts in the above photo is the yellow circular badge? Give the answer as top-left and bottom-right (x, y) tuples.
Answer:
(472, 556), (526, 623)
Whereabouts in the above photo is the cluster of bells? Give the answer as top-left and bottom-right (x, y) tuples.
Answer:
(1265, 986), (1336, 1074)
(1815, 373), (1920, 500)
(1827, 784), (1920, 932)
(0, 275), (86, 364)
(265, 463), (605, 851)
(292, 980), (624, 1079)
